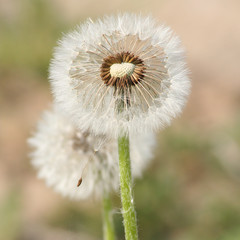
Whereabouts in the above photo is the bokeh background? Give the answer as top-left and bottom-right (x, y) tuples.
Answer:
(1, 0), (240, 239)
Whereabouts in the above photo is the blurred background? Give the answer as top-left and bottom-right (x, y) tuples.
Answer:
(1, 0), (240, 239)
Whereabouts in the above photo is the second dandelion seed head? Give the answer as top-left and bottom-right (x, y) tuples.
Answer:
(28, 107), (156, 200)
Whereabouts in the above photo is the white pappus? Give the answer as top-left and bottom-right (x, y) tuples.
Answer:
(28, 107), (155, 200)
(50, 13), (191, 137)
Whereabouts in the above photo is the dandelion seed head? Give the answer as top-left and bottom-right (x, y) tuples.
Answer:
(28, 107), (155, 200)
(50, 13), (190, 137)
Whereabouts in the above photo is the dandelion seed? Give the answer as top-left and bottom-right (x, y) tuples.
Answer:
(77, 177), (82, 187)
(28, 107), (155, 200)
(50, 13), (190, 137)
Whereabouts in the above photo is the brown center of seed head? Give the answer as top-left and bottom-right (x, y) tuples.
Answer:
(100, 51), (145, 89)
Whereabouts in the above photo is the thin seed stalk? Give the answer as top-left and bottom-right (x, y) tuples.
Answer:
(103, 193), (115, 240)
(118, 134), (138, 240)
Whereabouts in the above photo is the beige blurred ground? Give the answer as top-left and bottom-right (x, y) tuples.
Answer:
(1, 0), (240, 239)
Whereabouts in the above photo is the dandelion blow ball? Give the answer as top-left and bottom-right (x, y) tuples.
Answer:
(110, 62), (135, 78)
(50, 13), (191, 137)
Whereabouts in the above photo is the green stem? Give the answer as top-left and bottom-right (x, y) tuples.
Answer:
(103, 193), (115, 240)
(118, 134), (138, 240)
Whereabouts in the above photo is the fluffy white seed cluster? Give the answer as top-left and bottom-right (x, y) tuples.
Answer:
(28, 107), (155, 200)
(50, 13), (190, 138)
